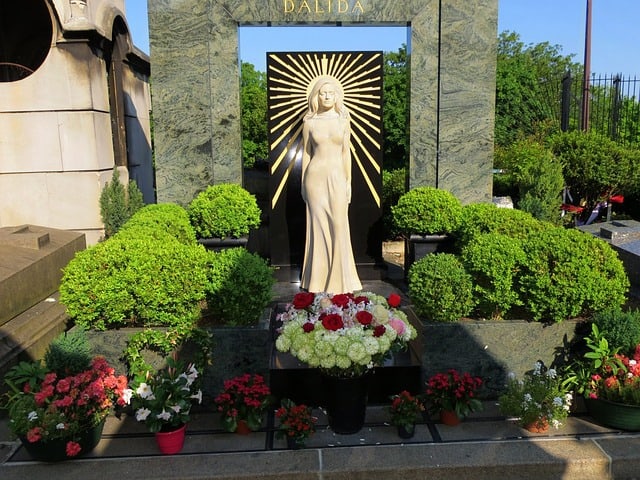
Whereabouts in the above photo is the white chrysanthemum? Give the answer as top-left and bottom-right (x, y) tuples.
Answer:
(333, 336), (351, 355)
(376, 335), (392, 353)
(335, 355), (352, 369)
(306, 355), (321, 367)
(320, 356), (337, 369)
(296, 344), (314, 362)
(362, 336), (380, 355)
(314, 339), (334, 358)
(275, 335), (291, 352)
(347, 342), (368, 364)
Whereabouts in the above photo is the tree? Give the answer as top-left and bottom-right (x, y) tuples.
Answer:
(382, 45), (409, 171)
(240, 62), (268, 168)
(495, 31), (579, 147)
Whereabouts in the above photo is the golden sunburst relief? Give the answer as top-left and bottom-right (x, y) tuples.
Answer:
(267, 51), (383, 210)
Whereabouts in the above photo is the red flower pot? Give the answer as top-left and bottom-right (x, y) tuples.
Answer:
(235, 419), (252, 435)
(155, 424), (186, 454)
(439, 410), (461, 426)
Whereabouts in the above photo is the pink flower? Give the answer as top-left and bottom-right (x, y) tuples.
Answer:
(66, 441), (82, 457)
(389, 318), (407, 336)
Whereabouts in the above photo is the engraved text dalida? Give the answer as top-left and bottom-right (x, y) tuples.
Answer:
(283, 0), (366, 15)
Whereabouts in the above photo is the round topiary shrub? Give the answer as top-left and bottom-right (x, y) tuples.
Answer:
(592, 307), (640, 354)
(453, 203), (551, 251)
(517, 228), (629, 323)
(205, 247), (275, 326)
(118, 203), (196, 245)
(188, 183), (261, 239)
(461, 233), (526, 319)
(59, 233), (209, 331)
(392, 186), (463, 236)
(408, 253), (475, 322)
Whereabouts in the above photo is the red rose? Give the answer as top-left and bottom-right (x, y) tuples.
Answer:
(353, 295), (369, 305)
(373, 325), (386, 337)
(331, 294), (351, 308)
(292, 292), (315, 309)
(321, 313), (344, 331)
(355, 310), (373, 326)
(302, 322), (315, 333)
(387, 293), (402, 308)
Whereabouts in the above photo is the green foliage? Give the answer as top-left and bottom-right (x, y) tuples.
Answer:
(495, 31), (578, 147)
(188, 183), (262, 239)
(205, 247), (275, 326)
(517, 228), (629, 322)
(495, 139), (564, 224)
(592, 307), (640, 354)
(43, 330), (93, 377)
(241, 62), (268, 169)
(59, 233), (208, 330)
(382, 46), (409, 170)
(118, 203), (196, 245)
(392, 187), (463, 236)
(453, 203), (551, 250)
(99, 169), (144, 238)
(381, 168), (406, 239)
(548, 130), (638, 222)
(408, 253), (475, 322)
(460, 233), (526, 319)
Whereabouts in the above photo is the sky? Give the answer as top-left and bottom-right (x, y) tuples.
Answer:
(124, 0), (640, 76)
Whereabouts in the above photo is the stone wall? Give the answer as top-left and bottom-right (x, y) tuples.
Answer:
(149, 0), (497, 206)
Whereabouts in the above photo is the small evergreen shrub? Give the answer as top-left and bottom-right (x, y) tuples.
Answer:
(205, 247), (275, 326)
(99, 169), (144, 238)
(461, 233), (526, 319)
(408, 253), (475, 322)
(392, 186), (463, 236)
(118, 203), (196, 245)
(592, 307), (640, 354)
(60, 234), (209, 331)
(188, 183), (261, 239)
(517, 228), (629, 322)
(453, 203), (551, 251)
(498, 139), (564, 224)
(43, 330), (93, 376)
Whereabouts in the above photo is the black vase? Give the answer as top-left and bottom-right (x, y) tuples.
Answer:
(397, 423), (415, 439)
(321, 371), (371, 434)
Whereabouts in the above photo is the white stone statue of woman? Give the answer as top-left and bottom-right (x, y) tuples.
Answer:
(299, 76), (362, 294)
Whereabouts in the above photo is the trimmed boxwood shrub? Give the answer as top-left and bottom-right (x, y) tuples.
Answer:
(592, 307), (640, 354)
(118, 203), (196, 245)
(59, 233), (209, 331)
(188, 183), (261, 239)
(461, 233), (526, 319)
(408, 253), (475, 322)
(453, 203), (551, 251)
(392, 186), (463, 236)
(205, 247), (275, 326)
(517, 228), (629, 323)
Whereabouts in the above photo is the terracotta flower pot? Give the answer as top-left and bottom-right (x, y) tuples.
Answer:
(235, 419), (252, 435)
(439, 410), (461, 426)
(524, 418), (549, 433)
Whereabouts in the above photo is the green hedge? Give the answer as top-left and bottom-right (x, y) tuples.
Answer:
(392, 186), (463, 236)
(118, 203), (196, 245)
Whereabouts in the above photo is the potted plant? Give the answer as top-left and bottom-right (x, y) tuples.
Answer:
(214, 373), (272, 434)
(187, 183), (262, 249)
(499, 362), (572, 433)
(274, 398), (317, 449)
(566, 323), (640, 431)
(275, 291), (417, 434)
(391, 186), (462, 271)
(388, 390), (424, 438)
(130, 355), (202, 454)
(425, 369), (483, 426)
(2, 354), (131, 461)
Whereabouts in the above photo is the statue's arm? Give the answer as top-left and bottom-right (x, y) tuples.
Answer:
(301, 120), (311, 201)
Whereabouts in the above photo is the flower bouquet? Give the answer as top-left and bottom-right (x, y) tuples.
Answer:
(2, 356), (131, 460)
(275, 291), (417, 378)
(130, 355), (202, 433)
(214, 373), (272, 433)
(425, 369), (483, 424)
(275, 398), (317, 448)
(388, 390), (424, 437)
(499, 362), (572, 432)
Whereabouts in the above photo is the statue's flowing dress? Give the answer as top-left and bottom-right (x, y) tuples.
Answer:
(300, 115), (362, 294)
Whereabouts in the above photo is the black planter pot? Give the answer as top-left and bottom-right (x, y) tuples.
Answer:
(404, 234), (454, 273)
(197, 236), (248, 251)
(397, 423), (416, 439)
(321, 371), (371, 434)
